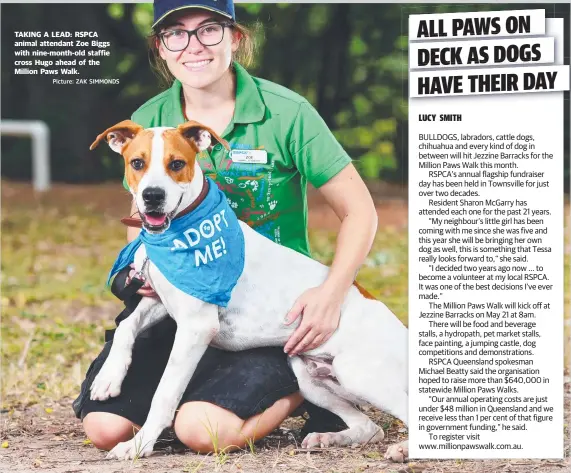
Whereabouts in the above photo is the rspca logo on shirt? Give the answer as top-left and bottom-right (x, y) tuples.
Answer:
(230, 149), (268, 164)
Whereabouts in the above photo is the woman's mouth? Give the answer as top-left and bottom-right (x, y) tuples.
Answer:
(182, 59), (213, 71)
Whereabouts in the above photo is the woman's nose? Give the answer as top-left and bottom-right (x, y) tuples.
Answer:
(186, 33), (204, 52)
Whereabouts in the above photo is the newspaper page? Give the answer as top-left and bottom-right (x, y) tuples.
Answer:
(408, 8), (569, 459)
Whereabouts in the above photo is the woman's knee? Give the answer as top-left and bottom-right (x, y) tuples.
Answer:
(174, 402), (245, 453)
(82, 412), (139, 451)
(174, 394), (304, 453)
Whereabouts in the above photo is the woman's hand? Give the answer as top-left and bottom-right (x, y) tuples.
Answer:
(126, 265), (159, 299)
(283, 283), (345, 356)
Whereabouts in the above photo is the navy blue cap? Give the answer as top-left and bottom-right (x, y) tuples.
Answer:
(153, 0), (235, 29)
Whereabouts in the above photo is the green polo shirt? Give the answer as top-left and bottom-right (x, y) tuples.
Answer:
(128, 62), (351, 256)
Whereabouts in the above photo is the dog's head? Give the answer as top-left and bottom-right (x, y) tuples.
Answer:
(91, 120), (228, 233)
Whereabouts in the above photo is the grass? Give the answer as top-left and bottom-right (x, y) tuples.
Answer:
(200, 417), (241, 468)
(244, 436), (256, 455)
(2, 199), (124, 406)
(2, 184), (130, 407)
(183, 455), (210, 473)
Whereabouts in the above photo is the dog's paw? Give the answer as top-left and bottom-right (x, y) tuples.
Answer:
(106, 435), (154, 461)
(90, 360), (129, 401)
(302, 431), (352, 448)
(384, 440), (408, 463)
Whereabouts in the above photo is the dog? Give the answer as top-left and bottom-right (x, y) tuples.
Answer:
(89, 120), (409, 462)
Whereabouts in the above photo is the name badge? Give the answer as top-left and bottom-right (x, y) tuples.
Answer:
(230, 149), (268, 164)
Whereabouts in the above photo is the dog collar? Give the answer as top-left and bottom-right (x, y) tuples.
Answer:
(120, 176), (210, 229)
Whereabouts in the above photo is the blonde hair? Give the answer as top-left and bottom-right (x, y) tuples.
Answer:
(148, 21), (259, 88)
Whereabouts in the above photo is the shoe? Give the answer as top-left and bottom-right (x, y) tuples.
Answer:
(299, 402), (347, 437)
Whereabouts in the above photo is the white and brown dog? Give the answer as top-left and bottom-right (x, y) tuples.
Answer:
(89, 120), (409, 462)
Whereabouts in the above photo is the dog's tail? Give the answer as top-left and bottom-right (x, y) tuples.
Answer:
(354, 282), (376, 300)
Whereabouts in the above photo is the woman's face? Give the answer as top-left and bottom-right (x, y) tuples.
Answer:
(157, 10), (239, 90)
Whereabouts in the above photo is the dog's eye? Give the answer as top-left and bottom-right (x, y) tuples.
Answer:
(131, 158), (144, 171)
(169, 160), (186, 171)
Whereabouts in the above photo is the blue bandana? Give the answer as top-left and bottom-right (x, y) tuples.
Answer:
(109, 178), (245, 307)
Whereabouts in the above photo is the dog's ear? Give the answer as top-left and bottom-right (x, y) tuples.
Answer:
(90, 120), (144, 154)
(177, 121), (230, 152)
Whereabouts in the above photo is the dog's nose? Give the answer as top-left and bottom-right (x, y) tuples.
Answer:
(142, 187), (166, 206)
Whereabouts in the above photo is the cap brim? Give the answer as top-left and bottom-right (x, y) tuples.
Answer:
(152, 6), (233, 29)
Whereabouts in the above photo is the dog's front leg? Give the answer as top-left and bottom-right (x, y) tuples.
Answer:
(107, 303), (218, 460)
(90, 297), (167, 401)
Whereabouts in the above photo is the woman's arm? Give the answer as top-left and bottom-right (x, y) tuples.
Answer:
(313, 163), (378, 293)
(284, 164), (377, 356)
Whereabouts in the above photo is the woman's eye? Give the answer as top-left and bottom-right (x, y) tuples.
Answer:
(130, 159), (144, 171)
(169, 160), (186, 171)
(201, 24), (221, 35)
(169, 29), (184, 37)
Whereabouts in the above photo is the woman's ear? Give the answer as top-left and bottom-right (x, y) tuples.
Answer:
(157, 36), (167, 60)
(231, 29), (241, 53)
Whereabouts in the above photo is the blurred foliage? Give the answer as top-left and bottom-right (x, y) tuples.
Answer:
(1, 3), (568, 186)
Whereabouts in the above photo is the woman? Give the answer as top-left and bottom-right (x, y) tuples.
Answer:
(74, 0), (378, 453)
